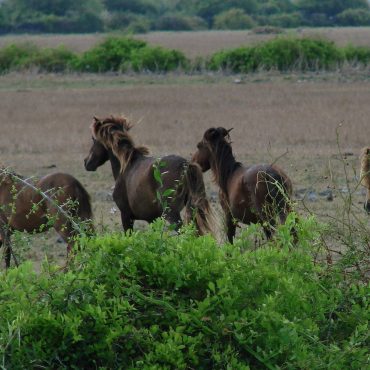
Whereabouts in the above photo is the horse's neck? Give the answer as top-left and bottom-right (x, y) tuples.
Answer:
(210, 143), (240, 193)
(108, 152), (121, 180)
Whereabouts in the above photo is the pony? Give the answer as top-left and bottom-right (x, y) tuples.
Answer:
(0, 170), (93, 268)
(84, 116), (214, 235)
(192, 127), (294, 243)
(360, 147), (370, 214)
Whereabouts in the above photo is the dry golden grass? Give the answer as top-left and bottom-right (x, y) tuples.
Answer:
(0, 28), (370, 57)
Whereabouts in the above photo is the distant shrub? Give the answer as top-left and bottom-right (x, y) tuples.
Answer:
(26, 46), (78, 72)
(74, 36), (147, 72)
(343, 44), (370, 65)
(154, 15), (208, 31)
(213, 8), (256, 30)
(0, 43), (38, 73)
(130, 46), (189, 72)
(208, 37), (345, 72)
(336, 8), (370, 26)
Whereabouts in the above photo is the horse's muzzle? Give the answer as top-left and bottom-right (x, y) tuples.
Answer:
(84, 158), (96, 171)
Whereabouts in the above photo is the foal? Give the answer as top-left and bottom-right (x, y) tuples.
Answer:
(192, 127), (294, 243)
(360, 147), (370, 214)
(0, 170), (93, 268)
(84, 116), (214, 235)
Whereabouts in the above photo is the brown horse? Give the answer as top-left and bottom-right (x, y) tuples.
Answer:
(84, 116), (214, 235)
(192, 127), (294, 243)
(0, 170), (93, 268)
(360, 147), (370, 214)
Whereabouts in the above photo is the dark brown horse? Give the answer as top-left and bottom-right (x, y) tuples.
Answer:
(360, 147), (370, 214)
(0, 170), (93, 268)
(192, 127), (294, 243)
(84, 116), (214, 235)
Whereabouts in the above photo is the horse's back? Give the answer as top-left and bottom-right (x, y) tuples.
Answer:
(38, 172), (92, 220)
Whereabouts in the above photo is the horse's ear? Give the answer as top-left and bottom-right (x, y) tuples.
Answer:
(216, 127), (232, 138)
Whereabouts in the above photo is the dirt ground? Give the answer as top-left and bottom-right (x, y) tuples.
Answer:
(0, 30), (369, 269)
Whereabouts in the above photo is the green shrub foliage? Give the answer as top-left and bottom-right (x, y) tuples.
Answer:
(0, 36), (370, 74)
(130, 46), (189, 72)
(207, 37), (370, 72)
(74, 36), (147, 72)
(0, 218), (368, 368)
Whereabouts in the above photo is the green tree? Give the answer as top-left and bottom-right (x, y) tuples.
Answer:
(296, 0), (369, 19)
(213, 8), (256, 30)
(103, 0), (158, 15)
(176, 0), (258, 25)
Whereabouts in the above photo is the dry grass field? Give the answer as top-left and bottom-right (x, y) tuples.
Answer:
(0, 27), (370, 57)
(0, 30), (369, 270)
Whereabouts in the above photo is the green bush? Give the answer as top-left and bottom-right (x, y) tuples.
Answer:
(208, 37), (345, 72)
(213, 8), (256, 30)
(343, 44), (370, 65)
(0, 43), (38, 73)
(74, 36), (147, 72)
(130, 46), (189, 72)
(0, 218), (368, 368)
(26, 46), (78, 72)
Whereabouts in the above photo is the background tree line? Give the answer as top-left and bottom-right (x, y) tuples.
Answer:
(0, 0), (370, 34)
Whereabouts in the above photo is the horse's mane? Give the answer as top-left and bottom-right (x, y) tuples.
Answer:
(92, 116), (149, 172)
(207, 138), (242, 192)
(100, 115), (133, 131)
(360, 147), (370, 188)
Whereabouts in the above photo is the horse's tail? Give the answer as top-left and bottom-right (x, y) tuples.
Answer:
(69, 179), (94, 234)
(182, 162), (215, 236)
(263, 168), (293, 224)
(360, 147), (370, 213)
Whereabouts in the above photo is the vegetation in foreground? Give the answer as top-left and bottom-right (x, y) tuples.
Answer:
(0, 35), (370, 74)
(0, 215), (368, 369)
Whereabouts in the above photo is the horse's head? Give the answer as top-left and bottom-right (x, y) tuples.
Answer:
(84, 136), (109, 171)
(192, 127), (233, 172)
(192, 141), (211, 172)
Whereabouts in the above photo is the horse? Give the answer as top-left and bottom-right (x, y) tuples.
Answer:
(360, 147), (370, 214)
(0, 170), (93, 268)
(192, 127), (294, 243)
(84, 116), (214, 235)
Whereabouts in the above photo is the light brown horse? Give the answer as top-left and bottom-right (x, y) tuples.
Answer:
(192, 127), (294, 243)
(0, 170), (93, 268)
(84, 116), (214, 235)
(360, 147), (370, 214)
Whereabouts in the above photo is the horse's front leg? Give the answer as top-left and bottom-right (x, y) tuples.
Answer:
(120, 211), (134, 232)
